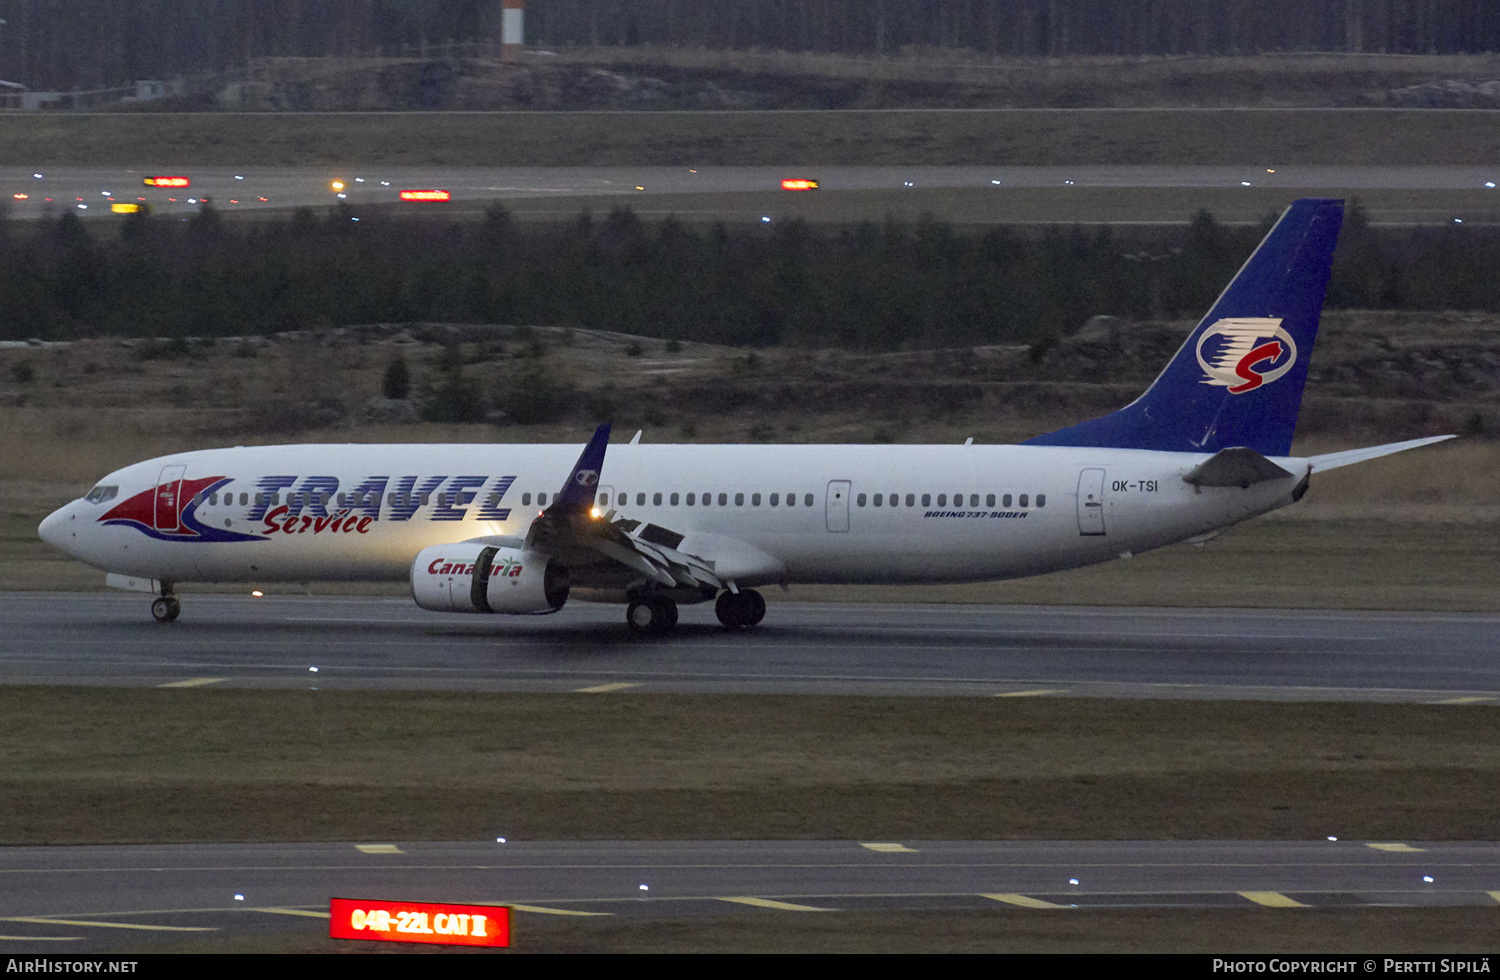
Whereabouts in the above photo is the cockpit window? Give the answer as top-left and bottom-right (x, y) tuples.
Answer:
(84, 485), (118, 504)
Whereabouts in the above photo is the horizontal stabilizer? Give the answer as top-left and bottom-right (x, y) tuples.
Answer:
(1183, 447), (1295, 488)
(1307, 435), (1456, 473)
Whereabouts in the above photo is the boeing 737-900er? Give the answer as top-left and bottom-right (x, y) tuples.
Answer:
(39, 198), (1453, 631)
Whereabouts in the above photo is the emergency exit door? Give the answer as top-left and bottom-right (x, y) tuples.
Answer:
(826, 480), (850, 532)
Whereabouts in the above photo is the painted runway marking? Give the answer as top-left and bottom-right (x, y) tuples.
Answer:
(983, 893), (1071, 909)
(1239, 892), (1308, 908)
(1, 917), (216, 932)
(0, 935), (81, 941)
(718, 897), (835, 912)
(354, 844), (403, 854)
(158, 677), (228, 688)
(1431, 696), (1492, 704)
(1367, 843), (1425, 852)
(860, 843), (917, 853)
(253, 907), (329, 918)
(994, 688), (1070, 697)
(573, 682), (641, 693)
(506, 904), (612, 916)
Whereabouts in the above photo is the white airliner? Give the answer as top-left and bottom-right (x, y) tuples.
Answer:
(39, 199), (1452, 630)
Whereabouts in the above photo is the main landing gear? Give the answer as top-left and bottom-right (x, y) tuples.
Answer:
(151, 583), (181, 623)
(715, 588), (765, 629)
(626, 595), (678, 633)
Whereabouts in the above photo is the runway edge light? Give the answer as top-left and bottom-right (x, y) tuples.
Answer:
(329, 897), (511, 948)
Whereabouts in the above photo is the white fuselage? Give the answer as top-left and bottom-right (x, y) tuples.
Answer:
(40, 442), (1307, 590)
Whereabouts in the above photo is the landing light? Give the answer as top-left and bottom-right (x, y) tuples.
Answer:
(330, 181), (345, 191)
(590, 507), (601, 519)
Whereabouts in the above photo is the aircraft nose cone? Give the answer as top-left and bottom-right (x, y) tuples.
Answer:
(38, 505), (73, 551)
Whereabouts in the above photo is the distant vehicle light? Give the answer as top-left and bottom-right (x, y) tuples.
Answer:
(32, 173), (43, 179)
(354, 177), (365, 183)
(903, 181), (914, 187)
(398, 189), (452, 202)
(259, 197), (268, 202)
(76, 204), (87, 210)
(1241, 181), (1251, 186)
(336, 193), (346, 199)
(101, 191), (112, 196)
(1267, 169), (1276, 173)
(234, 175), (244, 180)
(143, 176), (190, 188)
(991, 179), (1002, 185)
(330, 181), (345, 191)
(761, 216), (771, 223)
(380, 181), (390, 186)
(635, 185), (645, 191)
(1487, 182), (1497, 189)
(1064, 180), (1074, 185)
(110, 203), (143, 214)
(780, 178), (819, 191)
(11, 193), (26, 200)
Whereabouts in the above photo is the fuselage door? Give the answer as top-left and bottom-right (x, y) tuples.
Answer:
(826, 480), (850, 533)
(154, 465), (187, 532)
(1077, 468), (1106, 536)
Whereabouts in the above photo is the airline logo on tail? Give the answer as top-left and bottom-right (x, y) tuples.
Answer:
(1196, 318), (1298, 395)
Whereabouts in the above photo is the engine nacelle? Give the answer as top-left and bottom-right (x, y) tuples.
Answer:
(411, 543), (569, 614)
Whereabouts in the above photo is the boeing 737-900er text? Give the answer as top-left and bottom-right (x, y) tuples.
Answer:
(39, 199), (1453, 630)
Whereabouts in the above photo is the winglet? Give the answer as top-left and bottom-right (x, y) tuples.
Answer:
(551, 423), (611, 515)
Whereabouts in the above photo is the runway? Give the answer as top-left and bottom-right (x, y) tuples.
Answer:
(0, 839), (1495, 951)
(5, 165), (1499, 224)
(2, 594), (1497, 704)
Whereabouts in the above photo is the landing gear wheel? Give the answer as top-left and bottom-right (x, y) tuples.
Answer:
(626, 596), (678, 633)
(715, 588), (765, 629)
(151, 596), (180, 623)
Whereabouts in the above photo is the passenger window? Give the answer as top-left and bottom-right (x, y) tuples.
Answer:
(906, 493), (914, 507)
(1020, 494), (1029, 507)
(770, 493), (779, 506)
(1003, 494), (1012, 507)
(719, 493), (728, 506)
(986, 494), (995, 507)
(804, 493), (814, 507)
(970, 494), (979, 507)
(1037, 494), (1046, 507)
(752, 493), (761, 506)
(921, 494), (931, 507)
(686, 493), (695, 505)
(653, 492), (663, 505)
(598, 493), (609, 506)
(735, 493), (744, 506)
(637, 493), (646, 506)
(937, 494), (946, 506)
(873, 493), (882, 507)
(209, 493), (218, 506)
(670, 492), (679, 506)
(857, 493), (867, 507)
(521, 493), (531, 506)
(786, 492), (795, 507)
(703, 490), (712, 505)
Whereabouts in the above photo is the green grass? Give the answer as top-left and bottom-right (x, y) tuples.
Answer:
(2, 689), (1496, 846)
(3, 109), (1499, 168)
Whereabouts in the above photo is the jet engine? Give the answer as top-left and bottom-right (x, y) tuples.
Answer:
(411, 543), (569, 614)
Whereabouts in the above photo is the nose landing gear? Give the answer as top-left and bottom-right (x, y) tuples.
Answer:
(151, 584), (180, 623)
(715, 588), (765, 629)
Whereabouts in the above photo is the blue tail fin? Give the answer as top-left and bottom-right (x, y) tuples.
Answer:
(1024, 198), (1344, 457)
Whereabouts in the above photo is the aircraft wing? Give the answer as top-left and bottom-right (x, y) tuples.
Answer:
(518, 424), (780, 592)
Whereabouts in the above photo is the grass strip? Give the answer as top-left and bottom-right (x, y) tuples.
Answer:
(3, 109), (1499, 168)
(2, 688), (1496, 846)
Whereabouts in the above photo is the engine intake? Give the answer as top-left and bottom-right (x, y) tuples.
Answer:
(411, 543), (569, 614)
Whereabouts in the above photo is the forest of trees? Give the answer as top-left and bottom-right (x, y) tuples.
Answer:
(2, 0), (1497, 92)
(0, 203), (1494, 348)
